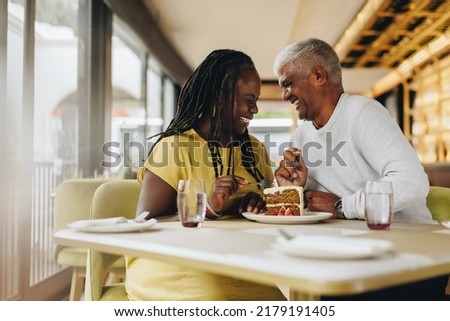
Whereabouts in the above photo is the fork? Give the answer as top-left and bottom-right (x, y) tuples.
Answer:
(279, 228), (294, 240)
(247, 179), (275, 188)
(134, 211), (151, 223)
(108, 211), (151, 224)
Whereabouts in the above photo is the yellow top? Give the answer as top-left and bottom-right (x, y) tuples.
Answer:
(127, 129), (285, 301)
(138, 128), (274, 213)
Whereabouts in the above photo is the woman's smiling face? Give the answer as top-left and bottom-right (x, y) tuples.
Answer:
(222, 67), (261, 139)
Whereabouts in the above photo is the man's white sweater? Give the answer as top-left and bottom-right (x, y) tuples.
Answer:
(292, 93), (434, 223)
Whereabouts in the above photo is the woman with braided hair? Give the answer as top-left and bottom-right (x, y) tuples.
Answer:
(126, 49), (286, 300)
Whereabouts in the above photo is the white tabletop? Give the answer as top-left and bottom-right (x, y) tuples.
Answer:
(53, 218), (450, 300)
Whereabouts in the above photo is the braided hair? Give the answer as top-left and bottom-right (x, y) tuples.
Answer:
(148, 49), (265, 184)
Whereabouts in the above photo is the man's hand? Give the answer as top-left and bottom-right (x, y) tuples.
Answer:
(275, 147), (308, 187)
(304, 190), (340, 217)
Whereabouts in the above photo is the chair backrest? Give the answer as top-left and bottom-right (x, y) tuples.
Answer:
(85, 179), (141, 300)
(53, 179), (109, 300)
(89, 179), (141, 220)
(54, 178), (108, 231)
(426, 186), (450, 223)
(54, 178), (108, 262)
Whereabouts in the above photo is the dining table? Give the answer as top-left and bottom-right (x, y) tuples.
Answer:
(53, 215), (450, 300)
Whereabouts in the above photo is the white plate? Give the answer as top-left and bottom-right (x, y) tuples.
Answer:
(271, 235), (394, 259)
(242, 211), (332, 224)
(68, 218), (158, 233)
(442, 221), (450, 229)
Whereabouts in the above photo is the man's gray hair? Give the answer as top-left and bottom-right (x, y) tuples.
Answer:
(273, 38), (343, 88)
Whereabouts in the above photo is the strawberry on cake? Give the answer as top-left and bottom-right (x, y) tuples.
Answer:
(264, 186), (304, 216)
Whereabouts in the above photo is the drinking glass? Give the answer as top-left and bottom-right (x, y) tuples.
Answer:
(364, 181), (393, 230)
(177, 179), (207, 228)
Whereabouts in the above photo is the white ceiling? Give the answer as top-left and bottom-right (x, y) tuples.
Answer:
(144, 0), (391, 94)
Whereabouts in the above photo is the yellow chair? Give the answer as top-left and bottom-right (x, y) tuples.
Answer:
(426, 186), (450, 296)
(54, 178), (108, 301)
(84, 179), (141, 300)
(426, 186), (450, 223)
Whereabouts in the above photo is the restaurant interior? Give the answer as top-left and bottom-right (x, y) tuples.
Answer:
(1, 0), (450, 301)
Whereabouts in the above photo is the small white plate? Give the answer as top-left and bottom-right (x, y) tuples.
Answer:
(441, 221), (450, 229)
(271, 235), (393, 259)
(68, 218), (158, 233)
(242, 211), (332, 224)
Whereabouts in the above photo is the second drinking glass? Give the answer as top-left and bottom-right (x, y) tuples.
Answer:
(364, 181), (393, 230)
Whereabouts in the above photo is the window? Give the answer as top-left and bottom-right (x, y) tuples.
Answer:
(2, 0), (25, 300)
(250, 100), (295, 165)
(111, 18), (145, 175)
(30, 0), (81, 288)
(110, 16), (168, 176)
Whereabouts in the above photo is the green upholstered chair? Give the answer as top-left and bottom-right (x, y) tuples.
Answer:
(426, 186), (450, 224)
(84, 179), (141, 300)
(426, 186), (450, 296)
(54, 178), (108, 300)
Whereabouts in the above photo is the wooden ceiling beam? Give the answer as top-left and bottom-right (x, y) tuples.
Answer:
(337, 0), (450, 69)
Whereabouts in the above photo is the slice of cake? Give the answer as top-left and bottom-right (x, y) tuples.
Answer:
(264, 186), (304, 216)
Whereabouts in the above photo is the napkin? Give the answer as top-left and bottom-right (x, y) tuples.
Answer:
(273, 235), (394, 259)
(68, 217), (129, 229)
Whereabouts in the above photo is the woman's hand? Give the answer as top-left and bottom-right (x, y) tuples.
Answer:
(275, 147), (308, 187)
(238, 192), (265, 214)
(208, 175), (247, 212)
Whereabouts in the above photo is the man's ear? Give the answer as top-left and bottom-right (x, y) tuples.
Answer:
(312, 66), (326, 85)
